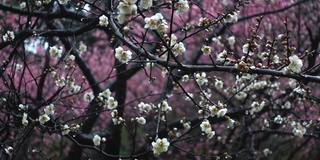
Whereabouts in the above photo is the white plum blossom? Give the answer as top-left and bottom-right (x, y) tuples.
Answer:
(79, 43), (87, 56)
(144, 13), (164, 30)
(209, 105), (218, 116)
(118, 0), (137, 15)
(111, 110), (118, 118)
(226, 117), (235, 128)
(49, 46), (62, 58)
(4, 146), (13, 156)
(19, 104), (28, 111)
(14, 63), (22, 71)
(217, 108), (228, 117)
(200, 119), (212, 134)
(217, 50), (227, 62)
(170, 34), (178, 46)
(288, 55), (303, 73)
(158, 100), (172, 112)
(117, 14), (130, 24)
(3, 31), (15, 42)
(39, 114), (50, 125)
(180, 119), (191, 129)
(99, 89), (111, 99)
(282, 101), (291, 109)
(137, 102), (152, 114)
(84, 92), (95, 102)
(224, 12), (238, 23)
(61, 124), (70, 135)
(20, 2), (26, 9)
(274, 115), (283, 124)
(201, 45), (211, 55)
(215, 79), (223, 89)
(195, 72), (208, 86)
(112, 117), (124, 125)
(176, 0), (189, 14)
(182, 75), (189, 82)
(172, 42), (186, 56)
(55, 77), (66, 87)
(140, 0), (153, 9)
(115, 46), (132, 63)
(99, 15), (109, 27)
(93, 135), (101, 146)
(249, 101), (265, 114)
(44, 104), (55, 115)
(69, 85), (81, 94)
(151, 138), (170, 155)
(292, 123), (306, 137)
(198, 17), (210, 27)
(22, 112), (28, 126)
(272, 55), (280, 64)
(107, 97), (118, 110)
(228, 36), (236, 45)
(242, 43), (253, 55)
(212, 36), (223, 46)
(207, 131), (215, 139)
(282, 66), (291, 75)
(156, 20), (168, 33)
(136, 117), (146, 125)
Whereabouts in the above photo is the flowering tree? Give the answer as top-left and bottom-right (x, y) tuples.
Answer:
(1, 0), (320, 159)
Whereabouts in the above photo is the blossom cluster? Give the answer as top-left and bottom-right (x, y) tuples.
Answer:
(144, 13), (168, 33)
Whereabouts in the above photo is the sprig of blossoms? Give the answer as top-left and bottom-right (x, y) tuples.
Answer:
(151, 138), (170, 155)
